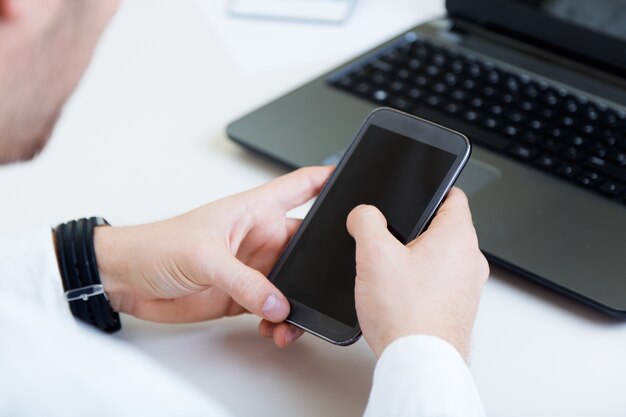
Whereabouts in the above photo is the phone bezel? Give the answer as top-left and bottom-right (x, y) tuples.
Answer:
(269, 107), (472, 346)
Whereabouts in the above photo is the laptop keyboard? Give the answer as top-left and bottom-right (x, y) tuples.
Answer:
(328, 34), (626, 206)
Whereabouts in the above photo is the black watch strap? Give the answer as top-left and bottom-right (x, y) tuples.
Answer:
(54, 217), (121, 333)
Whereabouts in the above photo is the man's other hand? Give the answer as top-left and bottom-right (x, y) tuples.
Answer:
(347, 188), (489, 360)
(94, 166), (333, 348)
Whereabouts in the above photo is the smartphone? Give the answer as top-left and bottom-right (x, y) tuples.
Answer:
(268, 108), (471, 345)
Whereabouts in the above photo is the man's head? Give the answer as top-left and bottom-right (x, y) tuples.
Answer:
(0, 0), (118, 164)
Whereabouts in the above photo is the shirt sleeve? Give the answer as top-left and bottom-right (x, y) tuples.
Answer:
(0, 294), (232, 417)
(0, 228), (232, 416)
(0, 227), (71, 320)
(364, 335), (486, 417)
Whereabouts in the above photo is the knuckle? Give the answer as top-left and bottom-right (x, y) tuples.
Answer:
(460, 224), (480, 250)
(232, 268), (261, 300)
(477, 253), (490, 283)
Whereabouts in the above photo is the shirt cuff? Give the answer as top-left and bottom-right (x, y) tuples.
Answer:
(0, 227), (72, 320)
(364, 335), (486, 417)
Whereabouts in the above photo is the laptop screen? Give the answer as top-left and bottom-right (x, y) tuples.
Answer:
(447, 0), (626, 77)
(515, 0), (626, 43)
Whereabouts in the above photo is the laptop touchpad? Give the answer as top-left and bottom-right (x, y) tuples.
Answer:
(456, 159), (501, 196)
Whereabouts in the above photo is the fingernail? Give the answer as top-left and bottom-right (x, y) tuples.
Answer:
(285, 327), (302, 345)
(262, 294), (289, 322)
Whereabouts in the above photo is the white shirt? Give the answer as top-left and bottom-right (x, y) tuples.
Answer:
(0, 227), (485, 417)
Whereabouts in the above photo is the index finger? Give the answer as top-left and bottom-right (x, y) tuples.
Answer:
(255, 166), (334, 211)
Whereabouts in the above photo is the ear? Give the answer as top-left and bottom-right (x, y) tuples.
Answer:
(0, 0), (19, 21)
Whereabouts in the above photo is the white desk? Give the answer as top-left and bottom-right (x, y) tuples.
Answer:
(2, 0), (626, 416)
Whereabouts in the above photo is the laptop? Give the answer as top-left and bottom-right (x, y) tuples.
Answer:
(227, 0), (626, 318)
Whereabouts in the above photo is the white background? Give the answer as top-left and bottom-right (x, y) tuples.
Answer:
(1, 0), (626, 416)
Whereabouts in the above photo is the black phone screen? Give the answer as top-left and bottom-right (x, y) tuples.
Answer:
(272, 124), (457, 328)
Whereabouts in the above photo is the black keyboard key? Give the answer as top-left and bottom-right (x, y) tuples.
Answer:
(562, 146), (587, 162)
(505, 77), (519, 92)
(564, 100), (579, 113)
(390, 97), (411, 111)
(372, 72), (390, 85)
(605, 136), (619, 147)
(562, 116), (575, 127)
(568, 136), (588, 147)
(415, 75), (429, 87)
(610, 152), (626, 167)
(482, 117), (501, 129)
(426, 65), (440, 76)
(490, 104), (504, 115)
(468, 64), (482, 78)
(463, 110), (481, 122)
(584, 157), (626, 183)
(509, 144), (537, 161)
(432, 53), (447, 67)
(586, 108), (600, 121)
(541, 139), (564, 154)
(599, 181), (625, 197)
(556, 163), (581, 178)
(336, 76), (356, 89)
(486, 70), (500, 84)
(432, 83), (447, 94)
(408, 59), (422, 70)
(587, 155), (607, 167)
(444, 73), (458, 86)
(539, 108), (555, 120)
(535, 154), (559, 170)
(372, 59), (393, 73)
(450, 60), (464, 74)
(372, 89), (389, 102)
(549, 127), (564, 140)
(577, 171), (603, 187)
(506, 111), (525, 123)
(444, 102), (463, 115)
(463, 79), (477, 90)
(502, 93), (515, 104)
(407, 87), (422, 100)
(589, 144), (611, 159)
(390, 81), (405, 92)
(482, 86), (497, 98)
(521, 130), (542, 145)
(543, 93), (559, 106)
(450, 89), (467, 101)
(426, 95), (445, 108)
(470, 97), (484, 109)
(581, 124), (596, 135)
(502, 125), (520, 137)
(524, 85), (540, 98)
(520, 101), (534, 112)
(354, 82), (372, 96)
(603, 111), (618, 126)
(528, 119), (544, 130)
(396, 68), (411, 80)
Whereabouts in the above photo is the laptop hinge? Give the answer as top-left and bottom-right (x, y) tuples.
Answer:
(447, 16), (626, 89)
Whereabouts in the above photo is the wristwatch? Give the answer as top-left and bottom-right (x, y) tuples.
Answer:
(54, 217), (121, 333)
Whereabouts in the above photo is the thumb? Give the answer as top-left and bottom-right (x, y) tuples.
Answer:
(215, 255), (290, 323)
(346, 205), (404, 252)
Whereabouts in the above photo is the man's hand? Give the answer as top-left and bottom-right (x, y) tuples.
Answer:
(347, 188), (489, 360)
(94, 166), (333, 348)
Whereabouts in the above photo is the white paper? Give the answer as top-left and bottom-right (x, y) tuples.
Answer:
(230, 0), (357, 23)
(193, 0), (444, 74)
